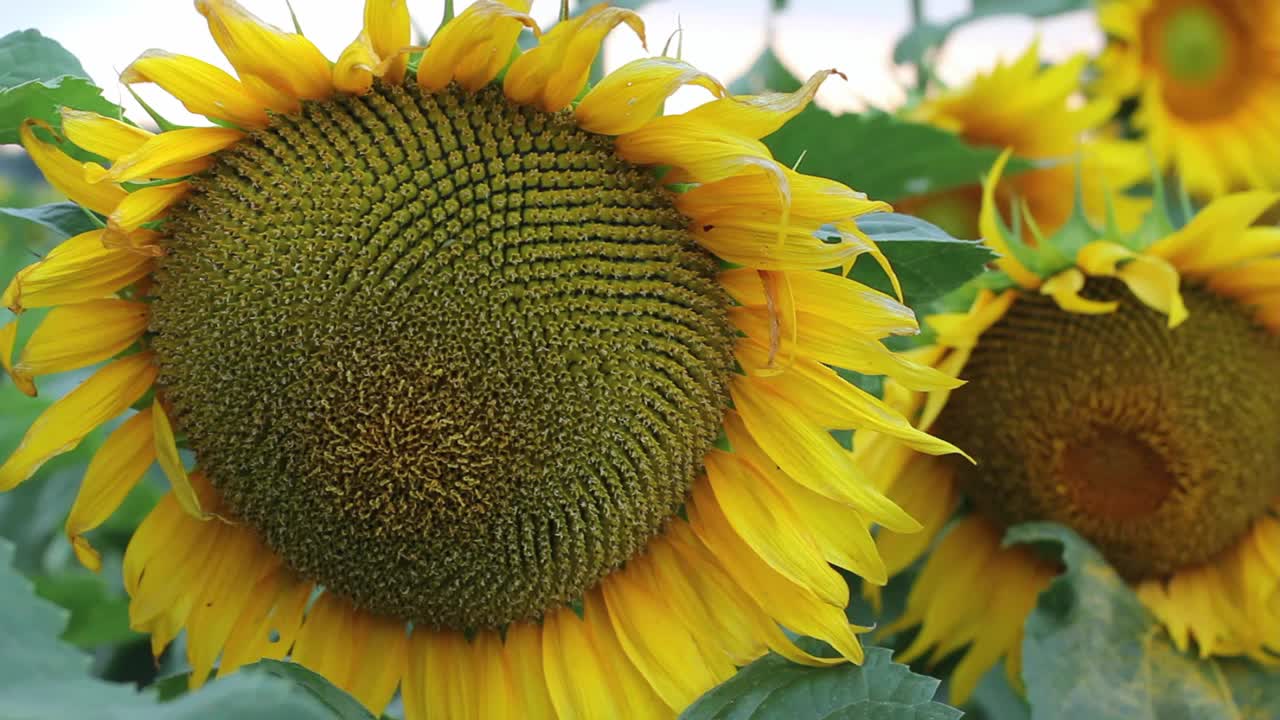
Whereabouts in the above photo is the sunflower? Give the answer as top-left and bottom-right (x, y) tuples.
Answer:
(1096, 0), (1280, 197)
(900, 43), (1147, 240)
(0, 0), (966, 716)
(857, 151), (1280, 703)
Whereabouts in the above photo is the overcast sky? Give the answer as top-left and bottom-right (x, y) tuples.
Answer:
(3, 0), (1100, 126)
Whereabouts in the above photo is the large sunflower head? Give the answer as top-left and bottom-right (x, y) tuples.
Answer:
(1096, 0), (1280, 197)
(900, 43), (1148, 240)
(0, 1), (966, 716)
(858, 151), (1280, 703)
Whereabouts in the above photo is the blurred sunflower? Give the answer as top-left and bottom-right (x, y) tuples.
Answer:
(900, 44), (1147, 241)
(1096, 0), (1280, 196)
(0, 0), (965, 716)
(858, 151), (1280, 702)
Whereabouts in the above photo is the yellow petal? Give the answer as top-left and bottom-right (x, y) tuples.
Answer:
(121, 50), (272, 128)
(1078, 241), (1187, 327)
(735, 342), (964, 458)
(61, 109), (151, 162)
(541, 606), (619, 719)
(702, 451), (848, 605)
(418, 0), (539, 93)
(21, 120), (126, 216)
(196, 0), (334, 102)
(153, 400), (210, 520)
(186, 525), (274, 687)
(694, 210), (871, 272)
(576, 57), (723, 135)
(1147, 191), (1280, 271)
(1039, 268), (1120, 315)
(334, 32), (379, 94)
(128, 497), (224, 633)
(107, 182), (190, 233)
(65, 407), (155, 571)
(681, 69), (837, 139)
(13, 299), (149, 389)
(91, 127), (242, 184)
(727, 382), (920, 533)
(2, 230), (154, 313)
(0, 319), (34, 396)
(472, 631), (521, 720)
(687, 489), (866, 664)
(601, 556), (734, 711)
(924, 289), (1018, 350)
(217, 567), (311, 675)
(364, 0), (411, 82)
(616, 116), (779, 185)
(501, 622), (557, 719)
(678, 168), (885, 228)
(729, 306), (962, 391)
(979, 148), (1041, 289)
(505, 5), (645, 112)
(720, 268), (917, 338)
(663, 520), (842, 667)
(292, 592), (356, 693)
(0, 352), (156, 492)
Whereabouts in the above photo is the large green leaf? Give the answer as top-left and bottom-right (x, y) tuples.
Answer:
(0, 30), (121, 146)
(1010, 523), (1280, 720)
(0, 74), (122, 146)
(0, 30), (89, 88)
(894, 0), (1091, 68)
(0, 538), (369, 719)
(764, 107), (1031, 204)
(0, 202), (100, 240)
(682, 641), (961, 720)
(854, 212), (997, 308)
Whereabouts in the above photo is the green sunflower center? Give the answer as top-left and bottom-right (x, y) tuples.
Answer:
(933, 279), (1280, 580)
(151, 82), (736, 629)
(1160, 5), (1229, 83)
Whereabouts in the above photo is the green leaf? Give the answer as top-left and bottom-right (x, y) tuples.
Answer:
(32, 571), (138, 649)
(854, 212), (997, 308)
(763, 107), (1032, 203)
(0, 537), (368, 719)
(682, 640), (961, 720)
(0, 30), (90, 88)
(0, 202), (100, 239)
(728, 48), (804, 95)
(0, 74), (122, 146)
(253, 661), (377, 720)
(1010, 523), (1280, 720)
(894, 0), (1090, 68)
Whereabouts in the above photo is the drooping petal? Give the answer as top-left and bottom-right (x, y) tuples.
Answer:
(505, 5), (645, 112)
(680, 69), (837, 139)
(195, 0), (334, 101)
(1039, 267), (1120, 315)
(217, 567), (311, 675)
(21, 121), (126, 216)
(152, 400), (210, 520)
(0, 318), (33, 396)
(0, 351), (156, 491)
(107, 182), (191, 233)
(576, 57), (723, 135)
(186, 524), (276, 688)
(702, 451), (848, 605)
(2, 230), (155, 313)
(720, 267), (918, 338)
(291, 593), (357, 694)
(65, 407), (155, 571)
(601, 554), (735, 711)
(87, 127), (243, 185)
(13, 299), (150, 391)
(121, 50), (273, 128)
(502, 621), (557, 719)
(61, 109), (151, 161)
(418, 0), (539, 93)
(334, 32), (380, 94)
(687, 488), (867, 664)
(1077, 241), (1187, 327)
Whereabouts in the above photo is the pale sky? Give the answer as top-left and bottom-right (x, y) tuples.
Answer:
(2, 0), (1101, 127)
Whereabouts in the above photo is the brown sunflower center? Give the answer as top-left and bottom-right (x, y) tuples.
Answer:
(933, 279), (1280, 580)
(150, 81), (736, 629)
(1142, 0), (1252, 121)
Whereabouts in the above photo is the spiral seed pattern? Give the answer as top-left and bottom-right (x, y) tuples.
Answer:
(151, 82), (736, 629)
(935, 279), (1280, 579)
